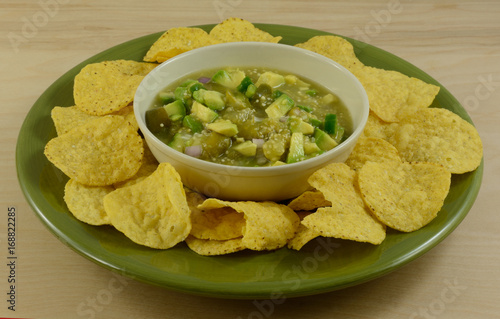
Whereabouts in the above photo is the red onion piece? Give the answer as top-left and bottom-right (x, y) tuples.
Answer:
(184, 145), (202, 158)
(198, 77), (211, 84)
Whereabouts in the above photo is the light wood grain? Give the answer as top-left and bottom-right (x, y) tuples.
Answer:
(1, 0), (499, 318)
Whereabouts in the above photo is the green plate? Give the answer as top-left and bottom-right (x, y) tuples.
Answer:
(16, 24), (483, 299)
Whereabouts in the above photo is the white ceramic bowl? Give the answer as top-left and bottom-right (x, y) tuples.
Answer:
(134, 42), (369, 201)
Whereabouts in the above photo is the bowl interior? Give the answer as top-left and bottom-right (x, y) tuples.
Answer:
(134, 42), (369, 176)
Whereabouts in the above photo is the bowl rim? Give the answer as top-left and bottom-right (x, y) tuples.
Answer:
(134, 42), (370, 175)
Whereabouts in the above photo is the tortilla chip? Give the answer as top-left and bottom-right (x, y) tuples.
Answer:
(358, 161), (451, 232)
(288, 191), (331, 211)
(74, 60), (157, 116)
(388, 108), (483, 174)
(198, 198), (300, 251)
(114, 141), (158, 188)
(64, 179), (113, 226)
(44, 115), (144, 186)
(294, 35), (364, 71)
(185, 235), (245, 256)
(144, 27), (220, 62)
(187, 189), (245, 240)
(352, 66), (440, 122)
(304, 163), (386, 245)
(209, 17), (282, 43)
(345, 137), (401, 171)
(103, 162), (191, 249)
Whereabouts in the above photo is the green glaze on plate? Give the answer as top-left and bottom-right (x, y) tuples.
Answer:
(16, 24), (483, 299)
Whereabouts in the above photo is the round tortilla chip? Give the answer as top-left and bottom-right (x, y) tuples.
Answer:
(74, 60), (157, 116)
(345, 136), (401, 171)
(209, 17), (282, 43)
(103, 163), (191, 249)
(388, 108), (483, 174)
(185, 236), (245, 256)
(358, 161), (451, 232)
(305, 163), (386, 245)
(44, 115), (144, 186)
(144, 27), (220, 62)
(198, 199), (300, 251)
(64, 179), (113, 226)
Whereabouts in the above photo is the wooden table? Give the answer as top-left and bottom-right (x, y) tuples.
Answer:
(1, 1), (499, 318)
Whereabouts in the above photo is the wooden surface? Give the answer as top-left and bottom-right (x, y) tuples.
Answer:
(1, 0), (499, 318)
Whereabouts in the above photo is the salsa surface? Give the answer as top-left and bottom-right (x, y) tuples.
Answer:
(146, 67), (352, 167)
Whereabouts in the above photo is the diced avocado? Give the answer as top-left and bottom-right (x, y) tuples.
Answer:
(192, 90), (225, 110)
(211, 69), (246, 89)
(174, 86), (190, 104)
(179, 79), (197, 88)
(314, 128), (338, 151)
(232, 140), (257, 157)
(145, 107), (170, 134)
(203, 90), (225, 110)
(158, 91), (175, 104)
(163, 100), (186, 121)
(188, 82), (205, 94)
(288, 117), (315, 135)
(182, 115), (204, 133)
(304, 139), (321, 155)
(168, 132), (191, 152)
(256, 71), (285, 88)
(192, 89), (205, 104)
(206, 119), (239, 137)
(191, 101), (218, 123)
(265, 94), (294, 118)
(287, 132), (305, 164)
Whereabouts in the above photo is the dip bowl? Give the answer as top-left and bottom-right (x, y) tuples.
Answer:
(134, 42), (369, 201)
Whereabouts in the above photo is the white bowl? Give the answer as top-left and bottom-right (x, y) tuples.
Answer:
(134, 42), (369, 201)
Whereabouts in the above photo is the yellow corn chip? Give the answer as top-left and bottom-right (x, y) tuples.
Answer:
(74, 60), (157, 116)
(51, 104), (138, 136)
(209, 17), (282, 43)
(361, 111), (398, 141)
(51, 106), (99, 136)
(103, 162), (191, 249)
(352, 66), (440, 123)
(345, 137), (401, 171)
(287, 224), (320, 251)
(288, 191), (331, 211)
(185, 235), (245, 256)
(358, 161), (451, 232)
(144, 27), (221, 62)
(114, 141), (158, 188)
(64, 179), (113, 226)
(187, 189), (245, 240)
(388, 108), (483, 174)
(294, 35), (364, 71)
(198, 198), (300, 251)
(44, 115), (143, 186)
(304, 163), (386, 245)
